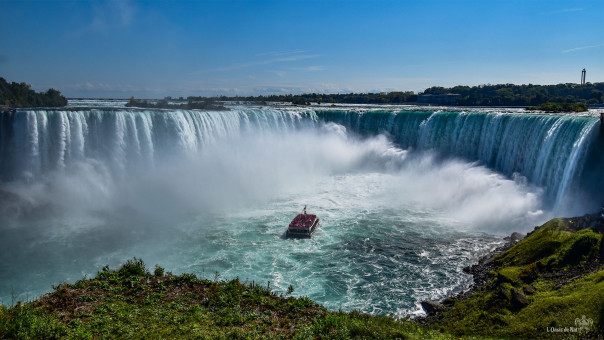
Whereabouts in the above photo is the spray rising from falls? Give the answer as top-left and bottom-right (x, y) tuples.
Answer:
(0, 107), (601, 219)
(316, 110), (603, 214)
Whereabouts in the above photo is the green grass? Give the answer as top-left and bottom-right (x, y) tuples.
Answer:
(506, 270), (604, 337)
(494, 218), (602, 272)
(0, 259), (454, 339)
(494, 219), (575, 267)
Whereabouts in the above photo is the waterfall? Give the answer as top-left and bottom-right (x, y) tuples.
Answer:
(1, 107), (601, 213)
(0, 108), (317, 182)
(315, 110), (601, 210)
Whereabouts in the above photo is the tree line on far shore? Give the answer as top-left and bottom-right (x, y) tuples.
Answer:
(3, 76), (603, 109)
(215, 91), (418, 105)
(0, 77), (67, 108)
(422, 82), (604, 106)
(212, 82), (604, 107)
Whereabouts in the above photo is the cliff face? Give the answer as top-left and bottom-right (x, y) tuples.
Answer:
(428, 214), (604, 338)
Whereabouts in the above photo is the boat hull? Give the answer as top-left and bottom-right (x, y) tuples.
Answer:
(286, 218), (320, 238)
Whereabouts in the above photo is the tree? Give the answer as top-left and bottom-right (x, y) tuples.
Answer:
(0, 78), (68, 107)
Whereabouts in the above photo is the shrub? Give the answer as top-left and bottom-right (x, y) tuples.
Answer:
(154, 265), (165, 277)
(118, 258), (148, 278)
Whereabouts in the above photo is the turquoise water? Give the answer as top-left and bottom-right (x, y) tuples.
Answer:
(144, 172), (505, 318)
(2, 105), (599, 316)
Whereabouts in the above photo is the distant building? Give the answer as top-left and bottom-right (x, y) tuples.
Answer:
(417, 93), (461, 106)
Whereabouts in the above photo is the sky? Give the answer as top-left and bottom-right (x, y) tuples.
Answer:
(1, 0), (603, 98)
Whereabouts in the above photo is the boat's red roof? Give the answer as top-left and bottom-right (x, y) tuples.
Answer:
(288, 214), (317, 229)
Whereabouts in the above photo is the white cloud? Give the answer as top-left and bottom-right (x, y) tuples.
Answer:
(114, 0), (136, 26)
(195, 52), (320, 74)
(294, 65), (325, 72)
(562, 44), (602, 53)
(548, 8), (583, 14)
(256, 50), (307, 57)
(84, 0), (137, 34)
(67, 82), (138, 91)
(270, 70), (287, 77)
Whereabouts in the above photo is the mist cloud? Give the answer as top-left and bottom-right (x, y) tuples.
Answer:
(0, 119), (551, 304)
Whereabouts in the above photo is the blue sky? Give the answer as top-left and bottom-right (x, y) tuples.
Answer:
(1, 0), (603, 98)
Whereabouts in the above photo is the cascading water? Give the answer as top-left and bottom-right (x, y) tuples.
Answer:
(0, 104), (601, 316)
(316, 110), (602, 213)
(0, 108), (317, 182)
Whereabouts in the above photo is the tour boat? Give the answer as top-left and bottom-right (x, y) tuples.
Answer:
(286, 206), (320, 238)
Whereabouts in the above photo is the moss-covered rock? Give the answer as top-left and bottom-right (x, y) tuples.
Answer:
(495, 218), (602, 271)
(510, 288), (529, 311)
(558, 229), (601, 266)
(494, 219), (575, 267)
